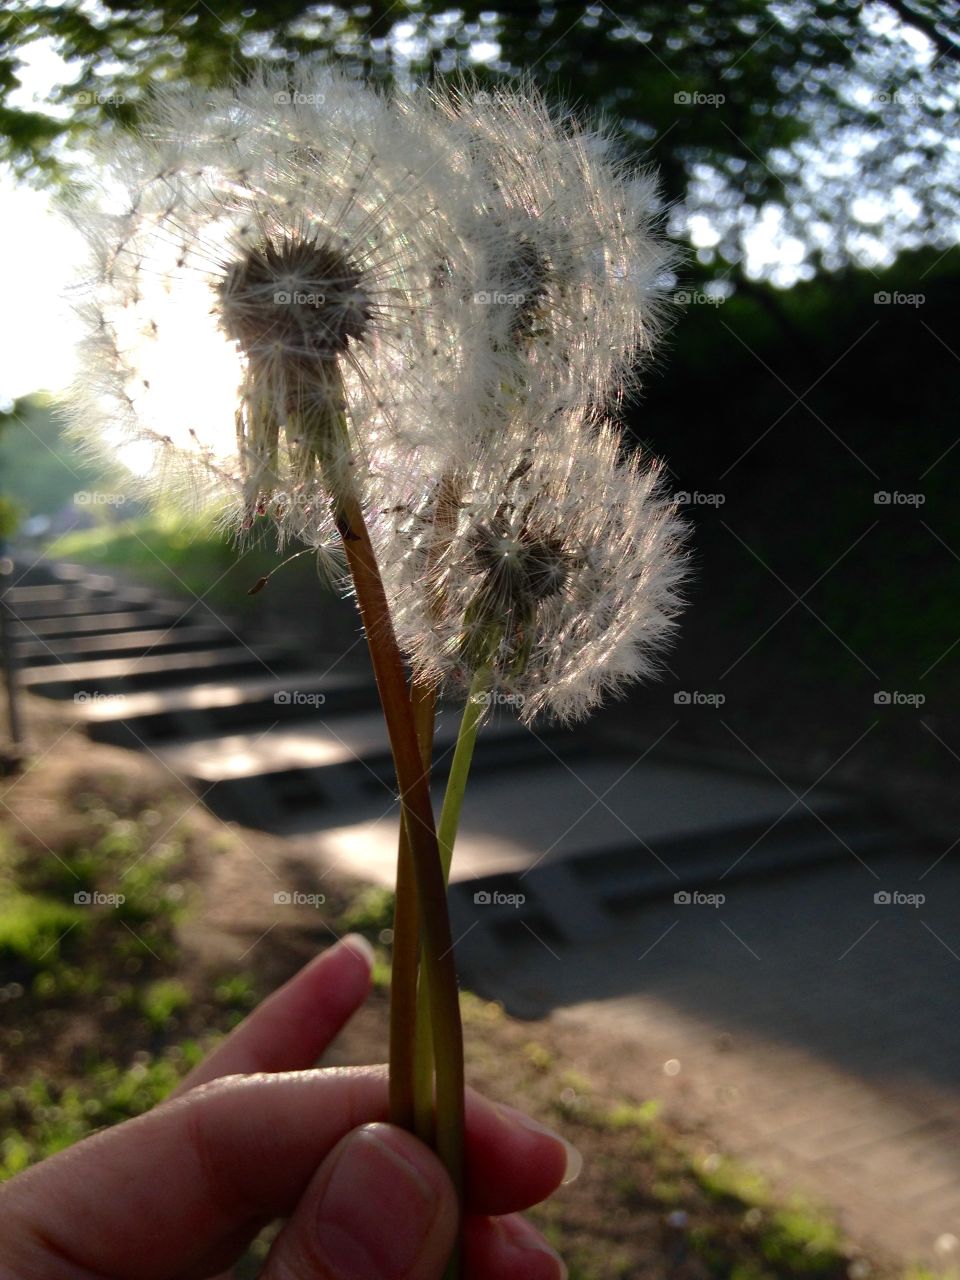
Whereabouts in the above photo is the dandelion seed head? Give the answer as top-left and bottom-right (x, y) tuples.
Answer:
(218, 233), (371, 365)
(379, 415), (689, 724)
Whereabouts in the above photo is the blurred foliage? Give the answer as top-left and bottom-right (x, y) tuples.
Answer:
(0, 396), (114, 520)
(0, 494), (21, 539)
(634, 241), (960, 688)
(1, 2), (957, 276)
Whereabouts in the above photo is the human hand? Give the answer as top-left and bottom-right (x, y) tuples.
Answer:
(0, 934), (577, 1279)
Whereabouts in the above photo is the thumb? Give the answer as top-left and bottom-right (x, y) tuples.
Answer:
(263, 1122), (457, 1280)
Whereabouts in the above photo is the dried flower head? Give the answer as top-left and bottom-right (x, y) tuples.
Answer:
(417, 83), (677, 445)
(377, 417), (688, 724)
(64, 68), (459, 549)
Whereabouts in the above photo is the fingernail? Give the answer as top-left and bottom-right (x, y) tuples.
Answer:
(500, 1215), (568, 1279)
(497, 1103), (583, 1185)
(315, 1125), (442, 1279)
(339, 932), (375, 969)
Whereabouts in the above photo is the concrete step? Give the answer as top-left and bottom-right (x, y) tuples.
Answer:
(301, 755), (874, 900)
(5, 583), (105, 605)
(155, 707), (543, 827)
(7, 563), (85, 587)
(12, 610), (192, 639)
(21, 646), (299, 699)
(446, 808), (903, 955)
(13, 625), (234, 665)
(77, 669), (378, 746)
(9, 593), (159, 620)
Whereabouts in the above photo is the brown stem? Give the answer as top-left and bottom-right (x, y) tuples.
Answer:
(333, 491), (464, 1267)
(389, 681), (437, 1132)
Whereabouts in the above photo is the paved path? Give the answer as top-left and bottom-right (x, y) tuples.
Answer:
(8, 558), (960, 1268)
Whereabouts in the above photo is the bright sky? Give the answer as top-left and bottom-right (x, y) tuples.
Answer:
(1, 37), (83, 404)
(0, 175), (84, 404)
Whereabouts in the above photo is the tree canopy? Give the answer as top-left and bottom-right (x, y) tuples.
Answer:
(2, 1), (957, 281)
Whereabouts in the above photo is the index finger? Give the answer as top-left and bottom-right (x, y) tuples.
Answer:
(173, 933), (375, 1097)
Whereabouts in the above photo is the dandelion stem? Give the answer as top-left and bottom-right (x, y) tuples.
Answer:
(334, 488), (464, 1241)
(439, 664), (492, 878)
(312, 405), (463, 1273)
(392, 680), (436, 1136)
(412, 659), (493, 1132)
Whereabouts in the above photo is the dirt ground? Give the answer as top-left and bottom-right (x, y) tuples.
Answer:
(0, 699), (937, 1280)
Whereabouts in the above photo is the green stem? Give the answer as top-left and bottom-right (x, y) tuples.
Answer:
(438, 666), (491, 880)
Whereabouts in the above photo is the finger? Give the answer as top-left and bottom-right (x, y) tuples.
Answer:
(262, 1123), (457, 1280)
(0, 1070), (578, 1279)
(463, 1099), (579, 1215)
(465, 1214), (567, 1280)
(173, 934), (374, 1097)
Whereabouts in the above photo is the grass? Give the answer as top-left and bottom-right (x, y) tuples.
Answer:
(50, 511), (284, 606)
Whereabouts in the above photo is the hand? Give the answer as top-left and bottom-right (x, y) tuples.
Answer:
(0, 934), (577, 1279)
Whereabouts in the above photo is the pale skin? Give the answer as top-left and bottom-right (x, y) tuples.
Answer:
(0, 935), (573, 1279)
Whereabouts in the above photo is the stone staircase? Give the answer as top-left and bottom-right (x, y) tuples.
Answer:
(5, 556), (960, 1264)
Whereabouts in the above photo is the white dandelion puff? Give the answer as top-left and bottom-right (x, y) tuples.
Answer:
(424, 81), (678, 433)
(63, 68), (464, 549)
(378, 416), (689, 724)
